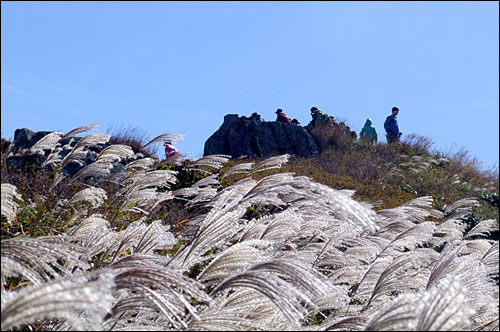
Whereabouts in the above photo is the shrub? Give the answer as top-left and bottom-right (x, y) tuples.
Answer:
(106, 125), (157, 158)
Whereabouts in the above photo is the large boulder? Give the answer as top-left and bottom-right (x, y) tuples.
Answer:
(204, 114), (319, 158)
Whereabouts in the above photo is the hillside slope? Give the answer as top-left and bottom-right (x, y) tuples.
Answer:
(1, 125), (498, 331)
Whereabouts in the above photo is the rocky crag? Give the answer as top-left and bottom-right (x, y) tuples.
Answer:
(204, 114), (319, 158)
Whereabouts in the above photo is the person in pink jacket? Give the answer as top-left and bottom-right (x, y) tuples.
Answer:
(164, 140), (178, 159)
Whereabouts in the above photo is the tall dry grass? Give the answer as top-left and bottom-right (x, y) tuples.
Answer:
(1, 128), (498, 331)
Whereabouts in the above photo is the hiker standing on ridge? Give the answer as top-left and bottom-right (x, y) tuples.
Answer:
(275, 109), (291, 124)
(164, 139), (179, 159)
(291, 118), (301, 125)
(384, 107), (402, 143)
(359, 118), (378, 144)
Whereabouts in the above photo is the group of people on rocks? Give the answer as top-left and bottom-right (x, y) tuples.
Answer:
(251, 107), (327, 129)
(165, 106), (402, 159)
(250, 106), (402, 145)
(251, 110), (302, 125)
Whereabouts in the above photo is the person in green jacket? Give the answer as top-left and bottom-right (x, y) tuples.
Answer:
(359, 118), (378, 144)
(305, 106), (329, 131)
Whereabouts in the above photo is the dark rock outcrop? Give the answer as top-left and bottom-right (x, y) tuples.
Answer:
(204, 114), (319, 158)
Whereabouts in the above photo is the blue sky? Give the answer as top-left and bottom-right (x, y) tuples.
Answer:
(2, 1), (499, 170)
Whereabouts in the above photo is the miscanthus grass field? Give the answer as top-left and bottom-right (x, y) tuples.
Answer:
(1, 124), (498, 331)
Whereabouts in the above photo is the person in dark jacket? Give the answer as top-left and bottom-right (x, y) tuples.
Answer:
(251, 112), (264, 123)
(384, 107), (401, 143)
(275, 109), (291, 124)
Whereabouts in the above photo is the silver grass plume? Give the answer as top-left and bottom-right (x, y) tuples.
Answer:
(59, 123), (100, 141)
(325, 237), (391, 286)
(221, 162), (255, 179)
(50, 132), (112, 188)
(433, 211), (470, 247)
(1, 183), (22, 223)
(363, 276), (474, 331)
(143, 132), (185, 148)
(134, 220), (177, 253)
(320, 316), (368, 331)
(426, 241), (465, 291)
(176, 175), (221, 208)
(197, 239), (275, 286)
(188, 154), (231, 174)
(210, 259), (346, 323)
(120, 188), (159, 211)
(377, 196), (443, 223)
(235, 207), (304, 245)
(463, 239), (493, 255)
(177, 189), (249, 269)
(28, 131), (64, 153)
(239, 173), (379, 234)
(96, 144), (135, 162)
(189, 289), (288, 331)
(116, 170), (177, 214)
(248, 154), (290, 174)
(122, 169), (178, 193)
(444, 197), (480, 214)
(61, 133), (111, 166)
(256, 208), (304, 243)
(66, 214), (115, 257)
(1, 236), (90, 287)
(221, 155), (290, 179)
(479, 242), (499, 280)
(173, 174), (220, 198)
(125, 157), (155, 170)
(464, 219), (499, 239)
(423, 241), (498, 328)
(429, 246), (497, 312)
(108, 255), (212, 329)
(1, 269), (115, 331)
(94, 220), (177, 264)
(363, 249), (438, 308)
(68, 159), (116, 184)
(373, 222), (437, 260)
(68, 186), (108, 208)
(308, 222), (363, 268)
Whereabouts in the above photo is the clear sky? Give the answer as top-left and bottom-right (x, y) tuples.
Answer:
(2, 1), (499, 170)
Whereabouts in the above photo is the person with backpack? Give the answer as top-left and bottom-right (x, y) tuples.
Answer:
(384, 107), (402, 143)
(275, 109), (291, 124)
(359, 118), (378, 144)
(305, 106), (328, 131)
(164, 140), (178, 159)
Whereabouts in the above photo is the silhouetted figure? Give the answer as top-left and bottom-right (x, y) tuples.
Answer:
(291, 118), (301, 125)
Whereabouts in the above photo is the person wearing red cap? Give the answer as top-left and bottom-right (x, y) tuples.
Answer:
(275, 109), (291, 124)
